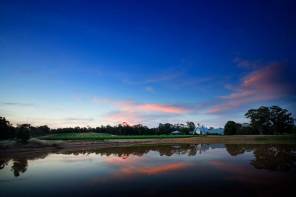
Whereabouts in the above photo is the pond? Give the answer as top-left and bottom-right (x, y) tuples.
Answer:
(1, 144), (296, 196)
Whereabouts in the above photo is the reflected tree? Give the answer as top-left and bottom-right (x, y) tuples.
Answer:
(0, 159), (9, 169)
(225, 144), (247, 156)
(11, 159), (28, 177)
(251, 145), (296, 171)
(225, 144), (296, 171)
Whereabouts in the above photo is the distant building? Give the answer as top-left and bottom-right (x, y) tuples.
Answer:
(193, 124), (224, 135)
(171, 130), (183, 135)
(207, 127), (224, 135)
(193, 125), (208, 135)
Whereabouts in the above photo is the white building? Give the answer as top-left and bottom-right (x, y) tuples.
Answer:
(193, 125), (208, 135)
(193, 124), (224, 135)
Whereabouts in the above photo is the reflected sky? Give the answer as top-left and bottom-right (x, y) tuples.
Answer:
(1, 144), (296, 196)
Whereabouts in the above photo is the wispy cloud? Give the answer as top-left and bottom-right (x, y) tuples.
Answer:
(119, 101), (188, 114)
(208, 63), (295, 114)
(93, 97), (189, 125)
(1, 102), (34, 107)
(93, 98), (188, 114)
(64, 118), (94, 121)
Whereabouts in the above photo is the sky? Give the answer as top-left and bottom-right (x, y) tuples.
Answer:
(0, 0), (295, 128)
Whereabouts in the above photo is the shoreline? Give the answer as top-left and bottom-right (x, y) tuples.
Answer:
(1, 135), (295, 156)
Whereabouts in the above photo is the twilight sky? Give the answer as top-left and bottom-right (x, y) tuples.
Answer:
(0, 0), (295, 128)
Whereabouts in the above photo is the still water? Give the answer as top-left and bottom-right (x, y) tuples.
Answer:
(1, 144), (296, 196)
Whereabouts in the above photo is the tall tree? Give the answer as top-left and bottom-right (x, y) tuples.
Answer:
(245, 106), (294, 134)
(270, 106), (294, 134)
(186, 122), (196, 131)
(245, 106), (272, 134)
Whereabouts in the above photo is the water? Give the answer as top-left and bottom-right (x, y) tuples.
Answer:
(1, 144), (296, 196)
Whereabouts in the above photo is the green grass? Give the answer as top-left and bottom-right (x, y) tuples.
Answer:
(39, 132), (194, 140)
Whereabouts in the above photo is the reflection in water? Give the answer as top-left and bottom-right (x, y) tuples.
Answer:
(225, 144), (296, 171)
(11, 159), (28, 177)
(1, 144), (296, 177)
(1, 151), (48, 177)
(0, 144), (296, 197)
(1, 158), (28, 177)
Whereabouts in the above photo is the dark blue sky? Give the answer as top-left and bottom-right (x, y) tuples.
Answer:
(0, 0), (295, 127)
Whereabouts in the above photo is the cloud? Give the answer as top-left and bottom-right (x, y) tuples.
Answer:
(1, 102), (34, 107)
(93, 98), (188, 114)
(93, 98), (189, 125)
(208, 63), (295, 114)
(64, 118), (94, 121)
(119, 162), (190, 176)
(104, 111), (141, 125)
(90, 156), (190, 185)
(119, 101), (188, 114)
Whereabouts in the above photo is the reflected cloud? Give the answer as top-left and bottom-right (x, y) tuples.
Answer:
(1, 144), (296, 179)
(117, 162), (190, 176)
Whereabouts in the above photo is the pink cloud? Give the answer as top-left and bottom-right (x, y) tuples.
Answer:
(103, 156), (189, 175)
(89, 156), (190, 185)
(93, 98), (187, 114)
(93, 98), (189, 125)
(103, 111), (141, 125)
(118, 101), (187, 114)
(119, 162), (189, 176)
(208, 63), (292, 114)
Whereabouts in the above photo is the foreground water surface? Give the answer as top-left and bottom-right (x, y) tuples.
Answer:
(1, 144), (296, 196)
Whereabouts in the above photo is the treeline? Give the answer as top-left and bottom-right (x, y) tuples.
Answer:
(0, 117), (196, 142)
(224, 106), (295, 135)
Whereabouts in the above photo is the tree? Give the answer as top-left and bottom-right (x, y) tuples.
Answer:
(186, 122), (196, 133)
(245, 106), (295, 134)
(16, 124), (31, 143)
(224, 121), (240, 135)
(158, 123), (173, 134)
(270, 106), (294, 134)
(245, 106), (272, 134)
(0, 116), (15, 139)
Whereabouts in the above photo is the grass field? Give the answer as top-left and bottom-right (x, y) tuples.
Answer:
(39, 132), (194, 140)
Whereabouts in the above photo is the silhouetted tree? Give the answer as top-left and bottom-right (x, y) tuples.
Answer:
(270, 106), (294, 134)
(224, 121), (240, 135)
(245, 106), (271, 134)
(0, 116), (15, 139)
(245, 106), (294, 134)
(16, 124), (31, 143)
(186, 122), (195, 134)
(158, 123), (173, 134)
